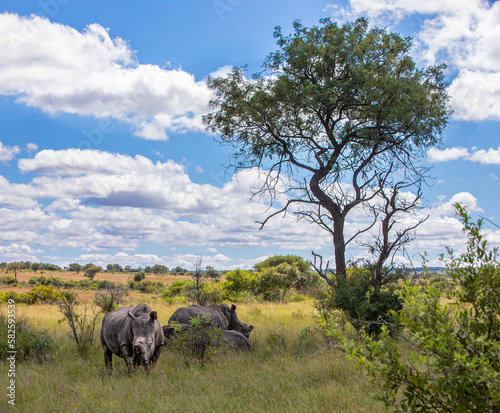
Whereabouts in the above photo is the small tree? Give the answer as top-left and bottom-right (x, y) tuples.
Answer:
(94, 287), (128, 313)
(133, 271), (145, 282)
(57, 291), (101, 357)
(167, 316), (226, 366)
(205, 266), (221, 279)
(84, 265), (101, 280)
(323, 204), (500, 412)
(7, 262), (23, 283)
(255, 255), (315, 302)
(152, 264), (168, 275)
(68, 263), (83, 274)
(192, 256), (204, 306)
(31, 262), (40, 272)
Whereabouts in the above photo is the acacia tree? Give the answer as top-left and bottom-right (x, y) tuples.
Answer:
(204, 18), (449, 278)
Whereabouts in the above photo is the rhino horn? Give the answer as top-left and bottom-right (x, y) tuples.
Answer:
(128, 311), (137, 320)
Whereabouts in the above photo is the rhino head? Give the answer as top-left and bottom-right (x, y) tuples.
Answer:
(128, 310), (159, 367)
(229, 304), (254, 339)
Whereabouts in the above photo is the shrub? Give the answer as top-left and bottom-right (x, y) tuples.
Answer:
(129, 279), (165, 293)
(223, 269), (258, 300)
(0, 314), (54, 362)
(324, 204), (500, 412)
(428, 274), (450, 291)
(57, 291), (101, 357)
(161, 280), (193, 299)
(315, 263), (404, 335)
(133, 271), (145, 282)
(0, 276), (17, 285)
(26, 285), (62, 304)
(93, 287), (128, 313)
(167, 315), (226, 365)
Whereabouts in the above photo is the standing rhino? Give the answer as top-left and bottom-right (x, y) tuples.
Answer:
(162, 324), (251, 351)
(100, 303), (164, 373)
(168, 304), (254, 338)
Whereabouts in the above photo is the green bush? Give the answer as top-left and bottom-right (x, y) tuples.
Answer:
(167, 315), (226, 365)
(0, 314), (54, 362)
(133, 271), (145, 282)
(161, 280), (193, 299)
(26, 285), (62, 304)
(325, 204), (500, 412)
(27, 275), (63, 287)
(129, 279), (165, 293)
(0, 276), (17, 285)
(223, 269), (258, 299)
(428, 274), (450, 291)
(315, 263), (404, 335)
(93, 287), (128, 313)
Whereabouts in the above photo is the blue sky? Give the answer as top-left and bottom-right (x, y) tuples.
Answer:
(0, 0), (499, 270)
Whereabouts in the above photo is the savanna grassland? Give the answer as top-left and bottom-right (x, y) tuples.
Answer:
(0, 286), (387, 413)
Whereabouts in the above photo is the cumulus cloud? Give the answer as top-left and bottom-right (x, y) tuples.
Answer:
(0, 12), (215, 140)
(0, 142), (20, 162)
(8, 148), (329, 255)
(326, 0), (500, 121)
(3, 147), (497, 268)
(428, 146), (500, 164)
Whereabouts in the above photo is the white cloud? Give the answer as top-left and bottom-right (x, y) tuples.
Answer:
(0, 243), (41, 262)
(428, 146), (500, 164)
(26, 143), (38, 152)
(4, 147), (498, 268)
(0, 142), (20, 162)
(327, 0), (500, 121)
(0, 13), (215, 140)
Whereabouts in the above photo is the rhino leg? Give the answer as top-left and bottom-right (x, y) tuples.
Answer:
(121, 344), (134, 373)
(150, 344), (163, 367)
(104, 347), (113, 374)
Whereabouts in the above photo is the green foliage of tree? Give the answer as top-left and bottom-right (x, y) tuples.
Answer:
(254, 255), (316, 302)
(205, 266), (221, 279)
(204, 18), (450, 277)
(223, 268), (258, 299)
(68, 263), (83, 273)
(322, 204), (500, 412)
(152, 264), (168, 275)
(106, 263), (123, 273)
(257, 263), (302, 302)
(31, 262), (40, 272)
(84, 265), (101, 280)
(133, 271), (146, 282)
(7, 262), (23, 282)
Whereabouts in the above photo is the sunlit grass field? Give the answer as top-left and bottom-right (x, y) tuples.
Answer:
(1, 299), (386, 412)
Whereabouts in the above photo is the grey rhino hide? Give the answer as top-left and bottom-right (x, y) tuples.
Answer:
(168, 304), (254, 338)
(162, 323), (251, 351)
(100, 303), (164, 372)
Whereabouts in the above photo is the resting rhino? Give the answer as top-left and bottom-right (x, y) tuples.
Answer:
(168, 304), (254, 338)
(163, 323), (251, 351)
(100, 303), (164, 373)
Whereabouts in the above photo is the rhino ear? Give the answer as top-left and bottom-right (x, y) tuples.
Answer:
(231, 304), (237, 312)
(128, 311), (137, 320)
(150, 311), (158, 321)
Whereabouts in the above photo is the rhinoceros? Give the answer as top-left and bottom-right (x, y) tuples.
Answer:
(168, 304), (254, 338)
(100, 303), (164, 373)
(162, 323), (251, 351)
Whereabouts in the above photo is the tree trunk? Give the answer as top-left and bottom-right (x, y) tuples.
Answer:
(333, 217), (346, 278)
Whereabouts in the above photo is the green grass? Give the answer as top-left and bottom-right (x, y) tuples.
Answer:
(1, 301), (386, 412)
